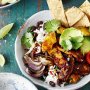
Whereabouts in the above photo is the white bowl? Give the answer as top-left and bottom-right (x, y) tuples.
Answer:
(0, 0), (20, 9)
(0, 73), (37, 90)
(15, 10), (90, 90)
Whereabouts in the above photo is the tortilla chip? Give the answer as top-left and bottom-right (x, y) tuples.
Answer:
(66, 7), (84, 26)
(80, 0), (90, 7)
(74, 15), (90, 27)
(47, 0), (68, 27)
(80, 0), (90, 18)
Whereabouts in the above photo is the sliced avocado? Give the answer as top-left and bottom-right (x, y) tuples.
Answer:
(21, 32), (34, 49)
(60, 28), (84, 51)
(60, 28), (83, 40)
(44, 19), (61, 33)
(80, 37), (90, 54)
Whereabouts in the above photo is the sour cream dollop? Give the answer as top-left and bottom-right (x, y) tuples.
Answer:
(34, 24), (47, 42)
(45, 66), (58, 84)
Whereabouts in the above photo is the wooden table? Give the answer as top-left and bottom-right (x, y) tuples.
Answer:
(0, 0), (90, 90)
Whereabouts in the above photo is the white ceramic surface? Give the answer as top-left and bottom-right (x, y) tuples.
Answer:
(0, 73), (37, 90)
(0, 0), (20, 9)
(15, 10), (90, 90)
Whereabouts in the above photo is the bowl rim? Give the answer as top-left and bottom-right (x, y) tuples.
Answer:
(0, 0), (20, 9)
(15, 10), (90, 90)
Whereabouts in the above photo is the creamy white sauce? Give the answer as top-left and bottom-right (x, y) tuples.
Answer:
(45, 66), (58, 84)
(34, 24), (47, 42)
(45, 66), (66, 87)
(35, 46), (41, 54)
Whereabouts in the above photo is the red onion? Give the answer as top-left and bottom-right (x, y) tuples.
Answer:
(24, 55), (41, 66)
(24, 55), (45, 78)
(26, 68), (44, 78)
(30, 71), (44, 78)
(35, 66), (45, 74)
(28, 63), (43, 71)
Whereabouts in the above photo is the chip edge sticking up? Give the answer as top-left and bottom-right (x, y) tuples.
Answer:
(80, 0), (90, 19)
(47, 0), (68, 27)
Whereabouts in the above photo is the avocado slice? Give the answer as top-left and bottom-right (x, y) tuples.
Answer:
(60, 28), (84, 51)
(80, 37), (90, 54)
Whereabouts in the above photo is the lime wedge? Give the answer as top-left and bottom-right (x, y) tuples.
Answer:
(1, 0), (8, 5)
(1, 0), (17, 5)
(0, 23), (14, 39)
(0, 54), (5, 67)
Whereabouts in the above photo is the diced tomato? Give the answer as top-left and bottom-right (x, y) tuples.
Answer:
(50, 71), (53, 75)
(86, 52), (90, 64)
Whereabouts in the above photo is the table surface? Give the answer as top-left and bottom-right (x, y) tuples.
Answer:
(0, 0), (90, 90)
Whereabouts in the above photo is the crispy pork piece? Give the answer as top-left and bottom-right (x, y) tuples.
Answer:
(73, 63), (90, 76)
(58, 58), (75, 82)
(48, 46), (75, 81)
(68, 50), (84, 62)
(69, 74), (80, 84)
(65, 7), (84, 26)
(48, 47), (57, 56)
(57, 46), (84, 62)
(47, 0), (68, 27)
(80, 0), (90, 18)
(42, 32), (56, 52)
(74, 15), (90, 27)
(48, 46), (67, 68)
(48, 47), (63, 58)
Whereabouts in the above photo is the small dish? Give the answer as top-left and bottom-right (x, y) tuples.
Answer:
(15, 10), (90, 90)
(0, 0), (20, 9)
(0, 73), (37, 90)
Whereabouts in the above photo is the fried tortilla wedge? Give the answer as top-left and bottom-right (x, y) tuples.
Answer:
(81, 0), (90, 6)
(80, 0), (90, 18)
(47, 0), (68, 27)
(65, 7), (84, 26)
(74, 15), (90, 27)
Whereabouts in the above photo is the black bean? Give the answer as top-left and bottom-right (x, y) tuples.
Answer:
(49, 81), (56, 87)
(33, 33), (38, 41)
(44, 66), (48, 76)
(34, 33), (38, 37)
(37, 26), (42, 30)
(37, 21), (43, 27)
(31, 26), (37, 32)
(57, 79), (63, 86)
